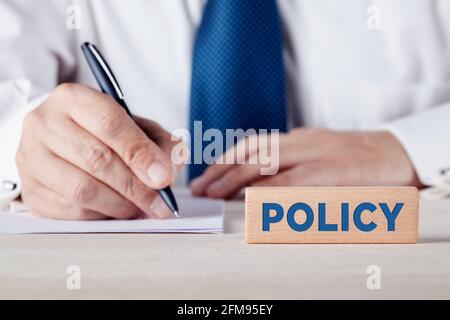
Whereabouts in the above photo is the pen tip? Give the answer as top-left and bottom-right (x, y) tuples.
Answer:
(174, 211), (180, 218)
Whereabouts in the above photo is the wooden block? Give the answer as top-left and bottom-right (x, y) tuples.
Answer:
(246, 187), (419, 244)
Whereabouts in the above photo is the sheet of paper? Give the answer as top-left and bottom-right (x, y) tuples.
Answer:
(0, 195), (224, 234)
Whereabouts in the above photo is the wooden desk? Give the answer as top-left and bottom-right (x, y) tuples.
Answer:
(1, 199), (450, 299)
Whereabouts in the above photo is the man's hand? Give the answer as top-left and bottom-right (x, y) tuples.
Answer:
(16, 83), (184, 220)
(191, 129), (421, 199)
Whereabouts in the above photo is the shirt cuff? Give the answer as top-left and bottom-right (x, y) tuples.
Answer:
(0, 79), (48, 187)
(382, 102), (450, 186)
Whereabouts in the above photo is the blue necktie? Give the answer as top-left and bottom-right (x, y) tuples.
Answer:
(189, 0), (288, 181)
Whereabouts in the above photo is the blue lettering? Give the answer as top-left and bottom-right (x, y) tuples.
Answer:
(287, 203), (314, 232)
(379, 203), (403, 232)
(318, 203), (338, 231)
(262, 203), (284, 232)
(261, 202), (403, 233)
(353, 202), (378, 232)
(341, 203), (350, 232)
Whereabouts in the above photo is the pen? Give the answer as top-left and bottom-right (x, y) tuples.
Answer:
(81, 42), (180, 218)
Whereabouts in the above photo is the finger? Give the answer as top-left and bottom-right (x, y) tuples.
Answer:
(41, 116), (165, 219)
(251, 162), (342, 187)
(190, 135), (265, 196)
(204, 141), (291, 198)
(23, 143), (141, 219)
(53, 84), (174, 189)
(21, 182), (107, 221)
(205, 162), (267, 199)
(192, 133), (291, 196)
(190, 163), (235, 197)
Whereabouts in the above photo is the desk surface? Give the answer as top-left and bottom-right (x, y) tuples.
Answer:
(1, 199), (450, 300)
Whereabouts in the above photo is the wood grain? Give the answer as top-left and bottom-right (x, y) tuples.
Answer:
(246, 187), (419, 244)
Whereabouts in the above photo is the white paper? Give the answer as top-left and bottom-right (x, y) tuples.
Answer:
(0, 195), (224, 234)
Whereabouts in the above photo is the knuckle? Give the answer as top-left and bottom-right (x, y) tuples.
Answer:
(51, 84), (85, 113)
(122, 140), (152, 166)
(23, 109), (49, 143)
(23, 109), (44, 128)
(53, 83), (79, 100)
(86, 144), (114, 173)
(124, 176), (150, 200)
(98, 109), (126, 136)
(73, 179), (97, 205)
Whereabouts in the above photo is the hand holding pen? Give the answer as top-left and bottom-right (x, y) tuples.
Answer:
(15, 48), (180, 221)
(81, 42), (179, 217)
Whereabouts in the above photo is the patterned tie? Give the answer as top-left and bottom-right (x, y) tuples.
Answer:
(189, 0), (288, 181)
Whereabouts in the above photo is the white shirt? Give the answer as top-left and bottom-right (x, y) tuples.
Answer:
(1, 0), (450, 187)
